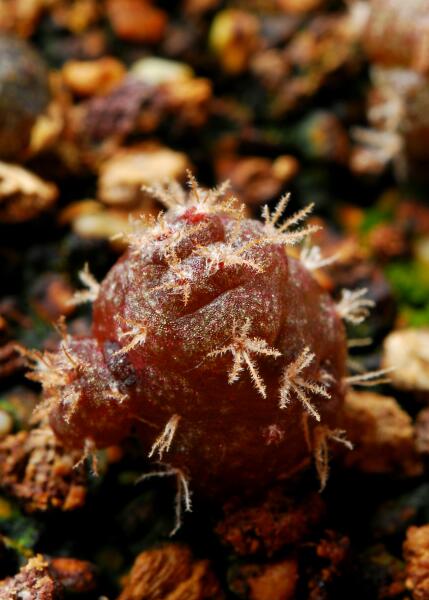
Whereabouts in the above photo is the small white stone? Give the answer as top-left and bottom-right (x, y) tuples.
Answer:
(130, 57), (193, 86)
(383, 328), (429, 392)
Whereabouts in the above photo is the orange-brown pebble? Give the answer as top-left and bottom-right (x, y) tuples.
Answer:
(277, 0), (324, 12)
(215, 155), (299, 206)
(404, 524), (429, 600)
(343, 390), (422, 476)
(62, 57), (126, 97)
(118, 544), (224, 600)
(230, 559), (298, 600)
(0, 161), (58, 223)
(49, 557), (97, 594)
(106, 0), (167, 44)
(97, 144), (189, 207)
(0, 426), (87, 512)
(217, 487), (325, 557)
(248, 560), (298, 600)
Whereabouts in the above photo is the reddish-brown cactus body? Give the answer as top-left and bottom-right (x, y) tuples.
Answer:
(38, 182), (347, 498)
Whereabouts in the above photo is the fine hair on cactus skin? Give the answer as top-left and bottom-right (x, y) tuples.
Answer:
(336, 287), (375, 325)
(142, 172), (240, 218)
(313, 426), (353, 491)
(300, 243), (340, 271)
(26, 173), (371, 532)
(207, 317), (281, 399)
(279, 347), (331, 421)
(195, 225), (266, 276)
(149, 414), (181, 461)
(345, 367), (395, 387)
(114, 315), (149, 356)
(261, 192), (320, 247)
(67, 263), (100, 306)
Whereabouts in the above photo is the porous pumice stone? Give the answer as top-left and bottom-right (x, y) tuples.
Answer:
(36, 181), (348, 498)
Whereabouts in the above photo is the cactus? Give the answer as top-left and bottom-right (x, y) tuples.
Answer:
(28, 175), (354, 524)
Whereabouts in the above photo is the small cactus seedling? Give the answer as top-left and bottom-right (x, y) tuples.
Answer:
(351, 0), (429, 177)
(29, 175), (355, 521)
(363, 0), (429, 73)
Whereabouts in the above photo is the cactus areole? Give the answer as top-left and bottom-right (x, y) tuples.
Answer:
(31, 177), (348, 500)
